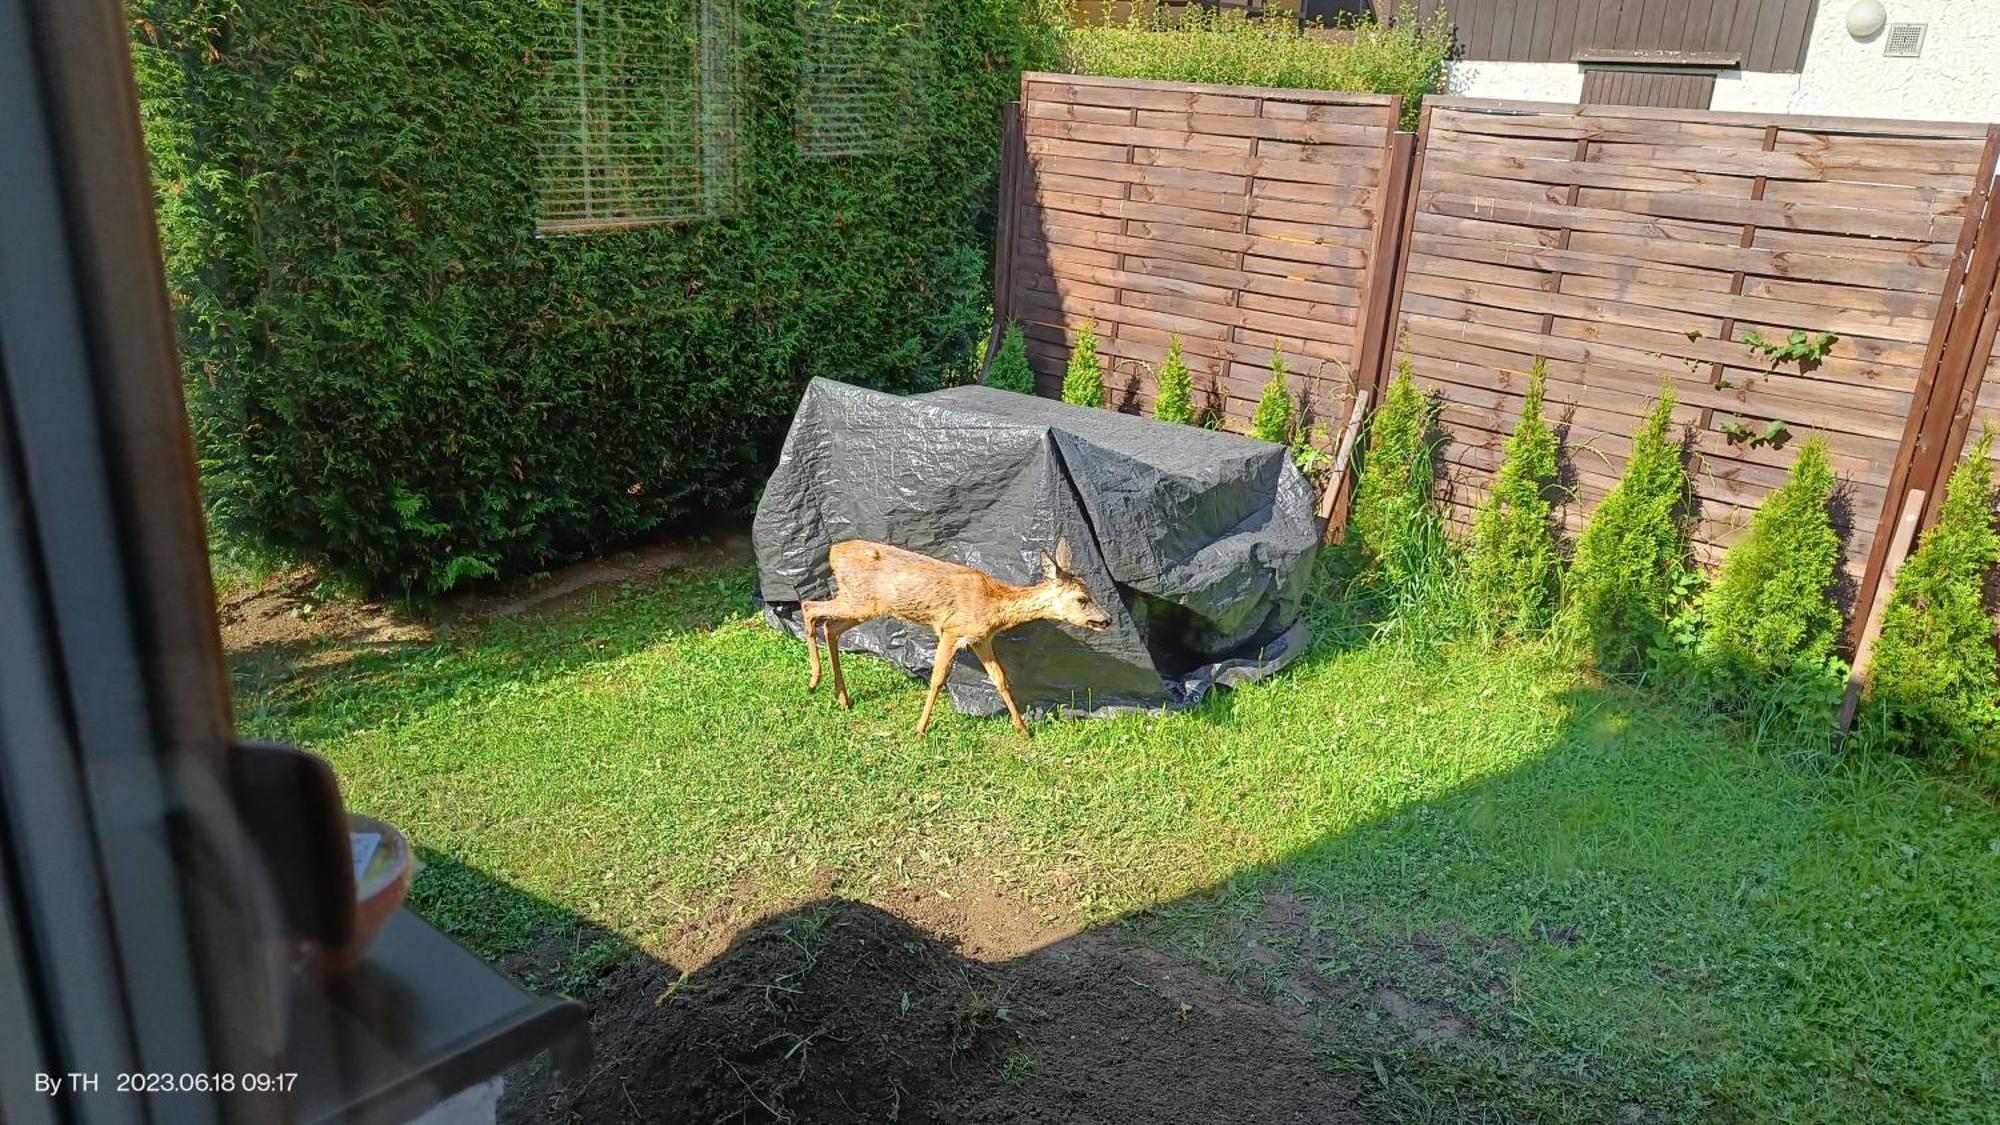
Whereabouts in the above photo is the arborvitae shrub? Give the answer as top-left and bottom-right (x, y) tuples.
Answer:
(1154, 335), (1194, 424)
(1249, 346), (1294, 443)
(987, 323), (1035, 394)
(1062, 321), (1105, 408)
(1866, 431), (2000, 757)
(1563, 385), (1690, 672)
(1351, 355), (1438, 586)
(1696, 439), (1845, 686)
(1465, 359), (1560, 638)
(133, 0), (1061, 592)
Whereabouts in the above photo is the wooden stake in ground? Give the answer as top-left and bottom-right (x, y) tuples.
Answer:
(1320, 388), (1371, 542)
(1838, 488), (1927, 736)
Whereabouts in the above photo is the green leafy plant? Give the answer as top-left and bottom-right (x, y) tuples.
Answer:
(1562, 385), (1691, 672)
(1153, 334), (1194, 424)
(1062, 3), (1451, 130)
(1865, 431), (2000, 759)
(130, 0), (1062, 593)
(1062, 321), (1105, 408)
(1290, 423), (1333, 487)
(986, 322), (1035, 394)
(1351, 355), (1440, 589)
(1716, 416), (1791, 449)
(1465, 359), (1561, 639)
(1249, 345), (1294, 444)
(1743, 329), (1837, 368)
(1696, 438), (1846, 690)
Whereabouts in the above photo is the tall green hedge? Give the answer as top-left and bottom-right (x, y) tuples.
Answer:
(132, 0), (1059, 591)
(1060, 4), (1451, 130)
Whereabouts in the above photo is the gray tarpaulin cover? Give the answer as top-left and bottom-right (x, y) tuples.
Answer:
(753, 378), (1320, 718)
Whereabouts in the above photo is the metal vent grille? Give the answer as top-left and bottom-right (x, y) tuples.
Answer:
(535, 0), (742, 235)
(1884, 22), (1927, 58)
(797, 0), (925, 157)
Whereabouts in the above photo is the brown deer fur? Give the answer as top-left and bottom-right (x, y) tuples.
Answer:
(801, 538), (1110, 735)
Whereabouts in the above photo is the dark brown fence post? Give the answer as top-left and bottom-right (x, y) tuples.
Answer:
(1351, 124), (1416, 405)
(984, 100), (1025, 374)
(1848, 125), (2000, 648)
(1369, 103), (1433, 399)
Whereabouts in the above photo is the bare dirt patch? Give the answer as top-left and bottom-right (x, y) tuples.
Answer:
(217, 525), (754, 664)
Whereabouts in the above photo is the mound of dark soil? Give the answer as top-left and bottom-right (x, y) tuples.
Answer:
(504, 898), (1363, 1124)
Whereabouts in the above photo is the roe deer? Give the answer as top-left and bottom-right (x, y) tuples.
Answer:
(801, 538), (1111, 736)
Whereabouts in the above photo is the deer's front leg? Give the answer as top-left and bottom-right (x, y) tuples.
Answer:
(972, 640), (1029, 737)
(915, 633), (958, 735)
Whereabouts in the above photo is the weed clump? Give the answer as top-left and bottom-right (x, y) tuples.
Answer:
(1697, 438), (1846, 688)
(1062, 321), (1105, 408)
(1154, 334), (1194, 424)
(1249, 346), (1294, 444)
(1866, 431), (2000, 758)
(987, 323), (1035, 394)
(1351, 355), (1439, 589)
(1465, 359), (1561, 638)
(1563, 385), (1690, 672)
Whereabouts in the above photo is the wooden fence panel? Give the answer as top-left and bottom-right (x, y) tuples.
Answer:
(1003, 73), (1403, 433)
(1381, 98), (1997, 595)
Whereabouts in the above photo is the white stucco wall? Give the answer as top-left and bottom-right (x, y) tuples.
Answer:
(1443, 58), (1584, 103)
(1710, 0), (2000, 121)
(1442, 0), (2000, 123)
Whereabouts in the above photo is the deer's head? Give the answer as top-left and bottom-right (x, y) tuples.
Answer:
(1034, 538), (1111, 631)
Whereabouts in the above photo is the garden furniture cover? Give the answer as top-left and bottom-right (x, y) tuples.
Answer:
(754, 378), (1321, 718)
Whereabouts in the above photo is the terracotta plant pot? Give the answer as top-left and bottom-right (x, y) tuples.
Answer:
(325, 813), (414, 977)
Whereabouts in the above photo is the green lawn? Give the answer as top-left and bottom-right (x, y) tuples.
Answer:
(235, 559), (2000, 1123)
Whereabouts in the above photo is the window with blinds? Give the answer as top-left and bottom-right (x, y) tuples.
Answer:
(796, 0), (926, 158)
(535, 0), (742, 235)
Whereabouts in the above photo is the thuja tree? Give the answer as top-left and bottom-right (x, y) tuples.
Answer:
(1562, 385), (1690, 671)
(1866, 431), (2000, 757)
(1154, 334), (1194, 424)
(1062, 321), (1105, 407)
(1697, 438), (1846, 686)
(1249, 346), (1293, 443)
(1465, 359), (1560, 638)
(130, 0), (1061, 592)
(987, 323), (1034, 394)
(1351, 355), (1438, 586)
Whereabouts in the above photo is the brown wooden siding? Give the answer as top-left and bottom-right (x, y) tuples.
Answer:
(1581, 67), (1717, 108)
(1384, 0), (1818, 73)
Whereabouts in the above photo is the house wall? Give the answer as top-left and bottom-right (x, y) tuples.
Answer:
(1442, 0), (2000, 123)
(1395, 0), (1818, 72)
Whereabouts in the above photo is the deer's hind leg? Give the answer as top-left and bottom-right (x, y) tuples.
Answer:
(823, 620), (856, 708)
(915, 632), (960, 735)
(801, 603), (826, 692)
(972, 639), (1030, 737)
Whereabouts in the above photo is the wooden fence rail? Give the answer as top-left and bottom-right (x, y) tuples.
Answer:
(996, 76), (2000, 645)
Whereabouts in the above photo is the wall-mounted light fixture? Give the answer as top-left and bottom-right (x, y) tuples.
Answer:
(1846, 0), (1888, 40)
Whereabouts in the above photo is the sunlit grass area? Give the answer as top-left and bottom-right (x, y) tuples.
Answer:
(235, 560), (2000, 1123)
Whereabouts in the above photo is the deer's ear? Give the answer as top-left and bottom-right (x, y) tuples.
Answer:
(1053, 537), (1075, 574)
(1039, 549), (1060, 582)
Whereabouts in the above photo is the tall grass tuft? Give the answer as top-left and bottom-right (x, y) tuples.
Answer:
(1562, 385), (1691, 673)
(1061, 4), (1452, 130)
(1697, 439), (1846, 690)
(1464, 359), (1561, 639)
(1865, 430), (2000, 763)
(1153, 334), (1194, 424)
(1062, 321), (1105, 408)
(987, 322), (1035, 394)
(1249, 346), (1294, 444)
